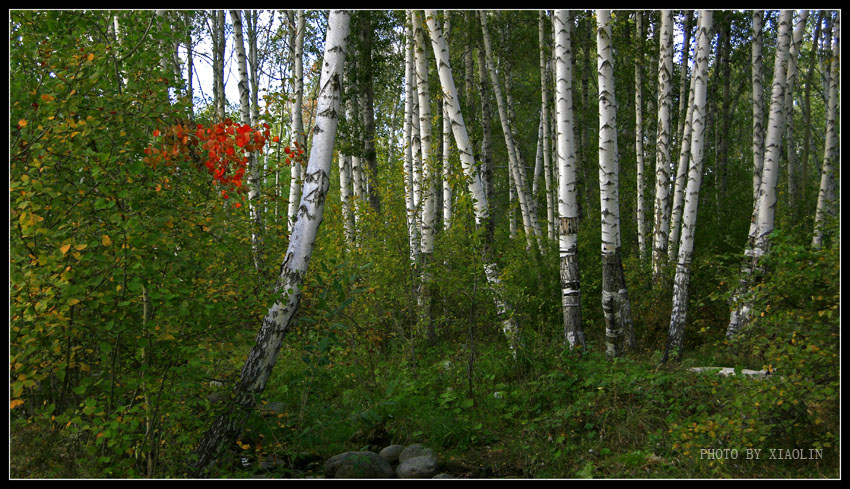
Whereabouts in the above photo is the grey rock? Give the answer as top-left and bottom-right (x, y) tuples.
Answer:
(324, 451), (394, 479)
(379, 444), (405, 464)
(398, 444), (435, 463)
(396, 455), (439, 479)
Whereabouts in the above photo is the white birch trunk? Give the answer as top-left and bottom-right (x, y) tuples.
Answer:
(749, 11), (766, 237)
(442, 12), (453, 231)
(727, 10), (794, 339)
(596, 10), (630, 358)
(668, 63), (696, 260)
(190, 11), (350, 474)
(288, 10), (306, 234)
(403, 13), (420, 263)
(555, 10), (584, 350)
(414, 10), (437, 343)
(231, 9), (263, 274)
(674, 11), (693, 161)
(663, 11), (712, 362)
(634, 11), (647, 261)
(651, 10), (674, 279)
(426, 10), (521, 355)
(812, 14), (839, 249)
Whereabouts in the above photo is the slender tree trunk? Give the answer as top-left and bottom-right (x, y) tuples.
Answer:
(359, 11), (381, 214)
(801, 13), (823, 209)
(715, 18), (732, 206)
(426, 10), (521, 356)
(539, 10), (556, 241)
(189, 11), (350, 475)
(812, 14), (839, 250)
(750, 10), (766, 237)
(579, 14), (594, 216)
(480, 11), (542, 253)
(212, 11), (226, 120)
(533, 111), (544, 199)
(554, 10), (584, 350)
(477, 45), (495, 244)
(727, 10), (794, 339)
(784, 11), (810, 223)
(403, 13), (420, 264)
(288, 10), (306, 234)
(668, 61), (696, 260)
(674, 11), (694, 162)
(596, 10), (632, 358)
(231, 10), (264, 274)
(651, 10), (674, 280)
(634, 11), (648, 261)
(663, 11), (713, 362)
(442, 12), (453, 230)
(414, 10), (437, 344)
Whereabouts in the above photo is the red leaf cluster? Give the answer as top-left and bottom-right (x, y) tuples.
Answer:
(145, 120), (276, 206)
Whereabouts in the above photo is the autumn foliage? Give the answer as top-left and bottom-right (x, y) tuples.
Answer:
(144, 119), (275, 204)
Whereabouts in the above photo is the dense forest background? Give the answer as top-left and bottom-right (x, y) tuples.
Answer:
(10, 9), (839, 478)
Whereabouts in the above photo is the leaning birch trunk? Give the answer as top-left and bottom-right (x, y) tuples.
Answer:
(554, 9), (584, 350)
(480, 11), (542, 253)
(668, 64), (697, 260)
(634, 11), (647, 261)
(726, 10), (794, 339)
(413, 10), (437, 344)
(231, 10), (264, 275)
(539, 10), (556, 241)
(189, 10), (349, 475)
(288, 10), (306, 234)
(812, 15), (840, 250)
(662, 10), (713, 363)
(425, 10), (521, 356)
(596, 10), (631, 358)
(674, 11), (694, 162)
(651, 9), (674, 280)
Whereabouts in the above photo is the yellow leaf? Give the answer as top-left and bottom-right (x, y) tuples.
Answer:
(60, 243), (71, 255)
(87, 53), (95, 62)
(10, 399), (24, 409)
(18, 119), (27, 128)
(777, 399), (783, 406)
(41, 93), (54, 102)
(102, 234), (112, 246)
(68, 298), (80, 306)
(74, 244), (87, 251)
